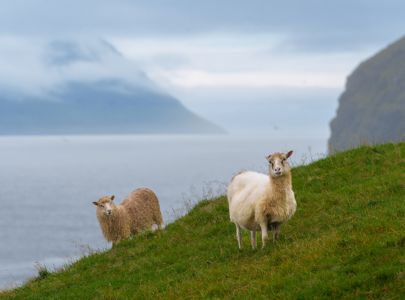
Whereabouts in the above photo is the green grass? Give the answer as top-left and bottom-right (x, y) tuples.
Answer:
(1, 143), (404, 299)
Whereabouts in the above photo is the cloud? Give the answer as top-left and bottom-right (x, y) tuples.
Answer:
(45, 40), (103, 66)
(152, 70), (345, 89)
(0, 1), (403, 106)
(0, 32), (378, 101)
(0, 37), (156, 98)
(111, 34), (374, 91)
(0, 1), (404, 51)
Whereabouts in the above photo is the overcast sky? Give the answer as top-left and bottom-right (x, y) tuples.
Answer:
(0, 1), (404, 137)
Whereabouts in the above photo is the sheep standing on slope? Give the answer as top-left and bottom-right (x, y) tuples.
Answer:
(93, 188), (164, 245)
(227, 151), (296, 249)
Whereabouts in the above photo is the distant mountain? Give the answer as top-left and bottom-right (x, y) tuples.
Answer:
(0, 39), (224, 135)
(329, 36), (405, 152)
(0, 79), (224, 135)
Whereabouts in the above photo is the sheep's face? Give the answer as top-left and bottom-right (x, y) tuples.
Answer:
(266, 151), (293, 178)
(93, 195), (115, 216)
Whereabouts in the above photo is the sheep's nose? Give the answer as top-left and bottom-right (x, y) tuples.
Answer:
(274, 167), (281, 172)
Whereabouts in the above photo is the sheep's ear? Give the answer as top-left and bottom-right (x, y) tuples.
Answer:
(110, 195), (115, 201)
(286, 150), (293, 158)
(92, 201), (98, 206)
(265, 154), (271, 161)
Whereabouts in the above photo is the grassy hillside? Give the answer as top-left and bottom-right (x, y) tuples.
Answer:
(1, 143), (404, 299)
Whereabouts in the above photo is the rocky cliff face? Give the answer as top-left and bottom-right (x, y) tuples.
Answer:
(329, 36), (405, 153)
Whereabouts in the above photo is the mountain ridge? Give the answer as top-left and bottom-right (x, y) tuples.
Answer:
(0, 79), (225, 135)
(0, 39), (224, 135)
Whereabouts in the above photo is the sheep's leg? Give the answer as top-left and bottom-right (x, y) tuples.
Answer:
(270, 223), (276, 242)
(274, 223), (281, 241)
(235, 224), (242, 249)
(154, 214), (164, 230)
(269, 222), (281, 242)
(250, 230), (257, 249)
(260, 223), (269, 248)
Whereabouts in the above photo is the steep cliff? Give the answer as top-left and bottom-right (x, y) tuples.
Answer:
(329, 36), (405, 152)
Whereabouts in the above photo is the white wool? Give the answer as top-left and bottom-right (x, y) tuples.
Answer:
(228, 166), (296, 249)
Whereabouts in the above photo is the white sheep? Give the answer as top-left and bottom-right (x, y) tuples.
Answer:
(227, 151), (296, 249)
(93, 188), (164, 245)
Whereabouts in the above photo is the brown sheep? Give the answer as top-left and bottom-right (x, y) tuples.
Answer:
(93, 188), (164, 245)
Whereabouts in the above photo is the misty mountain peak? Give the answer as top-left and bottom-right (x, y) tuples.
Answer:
(45, 39), (121, 66)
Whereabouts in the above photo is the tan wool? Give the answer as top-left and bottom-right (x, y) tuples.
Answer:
(93, 188), (164, 245)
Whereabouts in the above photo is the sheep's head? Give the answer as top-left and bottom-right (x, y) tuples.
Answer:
(93, 195), (115, 216)
(266, 151), (293, 178)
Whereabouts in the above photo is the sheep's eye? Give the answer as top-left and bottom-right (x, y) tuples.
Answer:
(99, 204), (104, 208)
